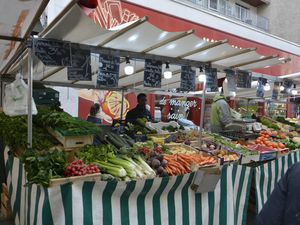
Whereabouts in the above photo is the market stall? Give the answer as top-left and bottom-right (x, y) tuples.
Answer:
(4, 148), (252, 225)
(1, 2), (300, 225)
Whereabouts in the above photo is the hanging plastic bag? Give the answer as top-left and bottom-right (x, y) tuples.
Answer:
(3, 74), (37, 116)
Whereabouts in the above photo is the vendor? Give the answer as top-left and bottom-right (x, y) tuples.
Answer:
(126, 93), (153, 123)
(210, 94), (233, 133)
(87, 103), (102, 124)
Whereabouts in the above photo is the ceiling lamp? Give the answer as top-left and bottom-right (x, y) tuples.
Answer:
(280, 82), (285, 91)
(251, 80), (258, 88)
(198, 67), (206, 83)
(291, 84), (298, 95)
(264, 83), (271, 91)
(124, 57), (134, 75)
(163, 62), (172, 79)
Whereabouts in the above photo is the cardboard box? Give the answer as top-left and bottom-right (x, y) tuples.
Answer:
(191, 167), (221, 193)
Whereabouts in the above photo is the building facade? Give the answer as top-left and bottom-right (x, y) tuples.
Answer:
(257, 0), (300, 44)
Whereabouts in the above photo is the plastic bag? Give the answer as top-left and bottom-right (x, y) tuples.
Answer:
(3, 74), (37, 116)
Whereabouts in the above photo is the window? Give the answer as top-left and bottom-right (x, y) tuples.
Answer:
(209, 0), (218, 10)
(235, 3), (250, 22)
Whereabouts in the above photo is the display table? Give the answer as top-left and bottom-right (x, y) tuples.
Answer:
(254, 150), (300, 213)
(4, 148), (252, 225)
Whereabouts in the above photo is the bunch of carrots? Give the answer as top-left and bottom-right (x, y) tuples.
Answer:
(164, 154), (217, 176)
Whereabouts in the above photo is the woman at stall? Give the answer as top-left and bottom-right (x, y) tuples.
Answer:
(87, 103), (102, 124)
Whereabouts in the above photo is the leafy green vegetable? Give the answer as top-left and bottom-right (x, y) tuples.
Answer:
(0, 113), (56, 153)
(261, 118), (280, 130)
(207, 132), (257, 156)
(22, 149), (66, 187)
(76, 145), (116, 163)
(34, 107), (101, 136)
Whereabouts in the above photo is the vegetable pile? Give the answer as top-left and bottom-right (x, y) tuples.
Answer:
(64, 160), (100, 177)
(164, 153), (217, 176)
(0, 113), (56, 153)
(22, 149), (66, 187)
(255, 131), (286, 150)
(34, 108), (101, 136)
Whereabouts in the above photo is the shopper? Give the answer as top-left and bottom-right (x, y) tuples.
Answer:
(126, 93), (153, 123)
(210, 94), (233, 133)
(87, 103), (101, 124)
(257, 162), (300, 225)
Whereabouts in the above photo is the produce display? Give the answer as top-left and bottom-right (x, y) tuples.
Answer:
(167, 145), (198, 154)
(254, 131), (287, 150)
(34, 108), (101, 136)
(207, 133), (258, 157)
(276, 116), (300, 129)
(3, 104), (300, 188)
(164, 153), (217, 176)
(161, 125), (184, 132)
(22, 149), (66, 187)
(200, 141), (240, 162)
(0, 113), (57, 152)
(126, 118), (157, 135)
(261, 117), (280, 130)
(64, 160), (100, 177)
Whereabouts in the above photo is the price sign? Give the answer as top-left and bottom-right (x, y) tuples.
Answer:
(34, 38), (71, 66)
(144, 59), (162, 88)
(67, 46), (91, 81)
(180, 66), (196, 92)
(97, 54), (120, 87)
(205, 68), (218, 92)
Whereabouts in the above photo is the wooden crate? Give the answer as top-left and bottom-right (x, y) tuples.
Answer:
(48, 127), (93, 148)
(49, 173), (101, 187)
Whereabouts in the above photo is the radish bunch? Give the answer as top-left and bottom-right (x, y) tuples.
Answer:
(64, 159), (100, 177)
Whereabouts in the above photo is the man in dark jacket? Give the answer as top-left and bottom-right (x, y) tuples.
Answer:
(257, 162), (300, 225)
(126, 93), (153, 123)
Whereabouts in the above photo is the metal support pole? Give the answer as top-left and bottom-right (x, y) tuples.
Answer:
(0, 80), (3, 107)
(27, 40), (33, 148)
(198, 82), (206, 145)
(120, 88), (125, 121)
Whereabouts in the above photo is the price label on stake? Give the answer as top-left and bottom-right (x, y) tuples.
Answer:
(67, 47), (92, 81)
(97, 54), (120, 87)
(144, 59), (162, 88)
(34, 38), (72, 66)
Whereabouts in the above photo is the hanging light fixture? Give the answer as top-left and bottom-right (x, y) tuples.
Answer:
(264, 82), (271, 91)
(124, 57), (134, 75)
(198, 66), (206, 83)
(163, 62), (172, 79)
(280, 82), (285, 91)
(291, 84), (298, 95)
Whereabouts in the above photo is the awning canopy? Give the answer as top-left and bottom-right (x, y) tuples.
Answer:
(0, 0), (48, 72)
(4, 4), (290, 94)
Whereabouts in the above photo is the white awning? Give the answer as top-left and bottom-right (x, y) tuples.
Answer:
(6, 4), (289, 92)
(0, 0), (48, 72)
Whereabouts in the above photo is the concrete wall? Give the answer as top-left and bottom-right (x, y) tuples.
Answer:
(258, 0), (300, 44)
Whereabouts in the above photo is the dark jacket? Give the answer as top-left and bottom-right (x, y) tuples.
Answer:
(125, 105), (153, 123)
(257, 162), (300, 225)
(87, 116), (101, 124)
